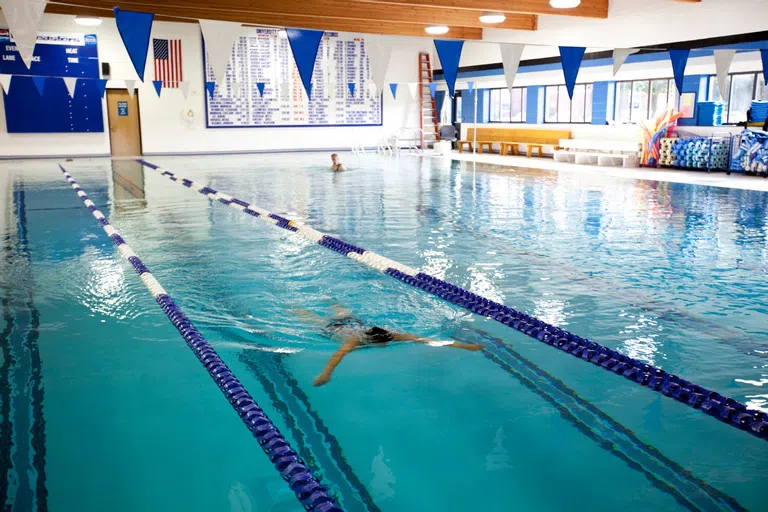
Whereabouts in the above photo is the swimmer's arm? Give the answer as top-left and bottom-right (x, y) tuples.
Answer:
(314, 336), (361, 386)
(391, 332), (483, 351)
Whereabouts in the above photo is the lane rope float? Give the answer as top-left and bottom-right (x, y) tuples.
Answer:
(136, 159), (768, 442)
(58, 165), (343, 512)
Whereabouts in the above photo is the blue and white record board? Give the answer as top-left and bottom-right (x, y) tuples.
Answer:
(0, 30), (99, 77)
(204, 28), (383, 128)
(1, 30), (103, 133)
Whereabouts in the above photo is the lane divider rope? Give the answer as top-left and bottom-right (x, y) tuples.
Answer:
(136, 159), (768, 442)
(58, 165), (343, 512)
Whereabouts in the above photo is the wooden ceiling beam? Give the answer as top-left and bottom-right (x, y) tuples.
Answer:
(46, 0), (537, 30)
(356, 0), (609, 18)
(45, 4), (485, 39)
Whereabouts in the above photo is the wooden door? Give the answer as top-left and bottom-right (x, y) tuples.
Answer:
(107, 89), (142, 157)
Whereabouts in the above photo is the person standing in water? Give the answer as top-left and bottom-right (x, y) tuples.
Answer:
(297, 305), (484, 386)
(330, 153), (346, 172)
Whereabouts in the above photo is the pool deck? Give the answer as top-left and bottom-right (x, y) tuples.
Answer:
(437, 151), (768, 192)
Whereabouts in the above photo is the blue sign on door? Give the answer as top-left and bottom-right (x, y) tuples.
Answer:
(117, 101), (128, 116)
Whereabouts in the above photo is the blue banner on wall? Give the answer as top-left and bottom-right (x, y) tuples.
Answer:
(3, 76), (104, 133)
(1, 30), (103, 133)
(0, 30), (99, 78)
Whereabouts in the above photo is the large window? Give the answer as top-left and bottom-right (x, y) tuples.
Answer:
(615, 79), (678, 124)
(707, 72), (766, 124)
(489, 87), (527, 123)
(545, 84), (593, 123)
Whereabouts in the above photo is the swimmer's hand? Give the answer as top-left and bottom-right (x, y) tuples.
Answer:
(313, 372), (331, 387)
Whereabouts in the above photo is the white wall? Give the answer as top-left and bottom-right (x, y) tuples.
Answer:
(460, 0), (768, 67)
(0, 13), (431, 158)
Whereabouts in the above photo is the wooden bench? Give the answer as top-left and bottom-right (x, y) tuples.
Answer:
(459, 128), (571, 157)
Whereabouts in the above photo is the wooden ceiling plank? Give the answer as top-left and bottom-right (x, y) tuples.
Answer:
(47, 0), (537, 30)
(45, 4), (484, 39)
(355, 0), (609, 18)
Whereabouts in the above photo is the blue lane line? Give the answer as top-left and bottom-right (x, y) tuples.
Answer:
(136, 159), (768, 443)
(386, 269), (768, 442)
(58, 165), (343, 512)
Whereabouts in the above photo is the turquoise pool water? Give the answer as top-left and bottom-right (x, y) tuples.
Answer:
(1, 154), (767, 511)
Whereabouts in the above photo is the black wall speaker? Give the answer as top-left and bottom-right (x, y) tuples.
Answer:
(101, 62), (111, 78)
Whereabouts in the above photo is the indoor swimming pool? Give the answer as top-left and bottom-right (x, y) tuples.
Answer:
(1, 153), (767, 511)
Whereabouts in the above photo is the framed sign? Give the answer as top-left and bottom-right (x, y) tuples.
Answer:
(679, 92), (696, 119)
(204, 28), (383, 128)
(117, 101), (128, 116)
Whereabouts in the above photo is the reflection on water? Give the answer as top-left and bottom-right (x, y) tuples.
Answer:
(370, 446), (396, 501)
(111, 160), (146, 211)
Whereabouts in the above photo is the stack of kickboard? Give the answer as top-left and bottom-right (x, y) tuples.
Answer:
(697, 102), (724, 126)
(750, 101), (768, 124)
(659, 136), (730, 170)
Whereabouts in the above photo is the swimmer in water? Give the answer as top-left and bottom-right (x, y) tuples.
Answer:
(297, 305), (484, 386)
(330, 153), (346, 172)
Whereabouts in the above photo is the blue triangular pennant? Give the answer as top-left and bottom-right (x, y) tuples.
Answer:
(389, 83), (398, 99)
(32, 76), (45, 96)
(433, 39), (464, 98)
(348, 82), (356, 97)
(152, 80), (163, 97)
(96, 79), (108, 98)
(205, 81), (216, 98)
(559, 47), (586, 100)
(114, 8), (154, 82)
(760, 49), (767, 85)
(285, 28), (324, 97)
(669, 49), (690, 95)
(467, 81), (474, 95)
(429, 82), (437, 98)
(256, 82), (266, 96)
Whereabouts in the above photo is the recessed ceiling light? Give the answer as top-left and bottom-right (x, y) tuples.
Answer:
(74, 15), (102, 26)
(425, 25), (449, 35)
(549, 0), (581, 7)
(479, 12), (506, 24)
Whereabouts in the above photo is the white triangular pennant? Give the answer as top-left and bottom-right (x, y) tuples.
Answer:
(613, 48), (639, 76)
(0, 74), (12, 94)
(232, 81), (241, 97)
(408, 82), (419, 101)
(199, 19), (242, 85)
(179, 81), (191, 99)
(63, 77), (78, 98)
(125, 79), (136, 99)
(713, 49), (736, 99)
(0, 0), (48, 69)
(366, 43), (392, 94)
(499, 43), (525, 91)
(367, 82), (378, 96)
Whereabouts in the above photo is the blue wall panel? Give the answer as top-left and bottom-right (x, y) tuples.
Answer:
(526, 86), (544, 124)
(591, 81), (615, 125)
(677, 75), (707, 127)
(462, 89), (475, 122)
(3, 77), (104, 133)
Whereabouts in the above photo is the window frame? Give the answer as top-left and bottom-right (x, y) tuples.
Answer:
(706, 71), (763, 124)
(613, 78), (678, 124)
(488, 86), (527, 124)
(544, 83), (593, 124)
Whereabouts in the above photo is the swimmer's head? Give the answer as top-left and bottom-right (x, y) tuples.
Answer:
(331, 153), (339, 163)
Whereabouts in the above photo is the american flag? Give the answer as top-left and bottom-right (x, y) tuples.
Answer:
(153, 38), (183, 88)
